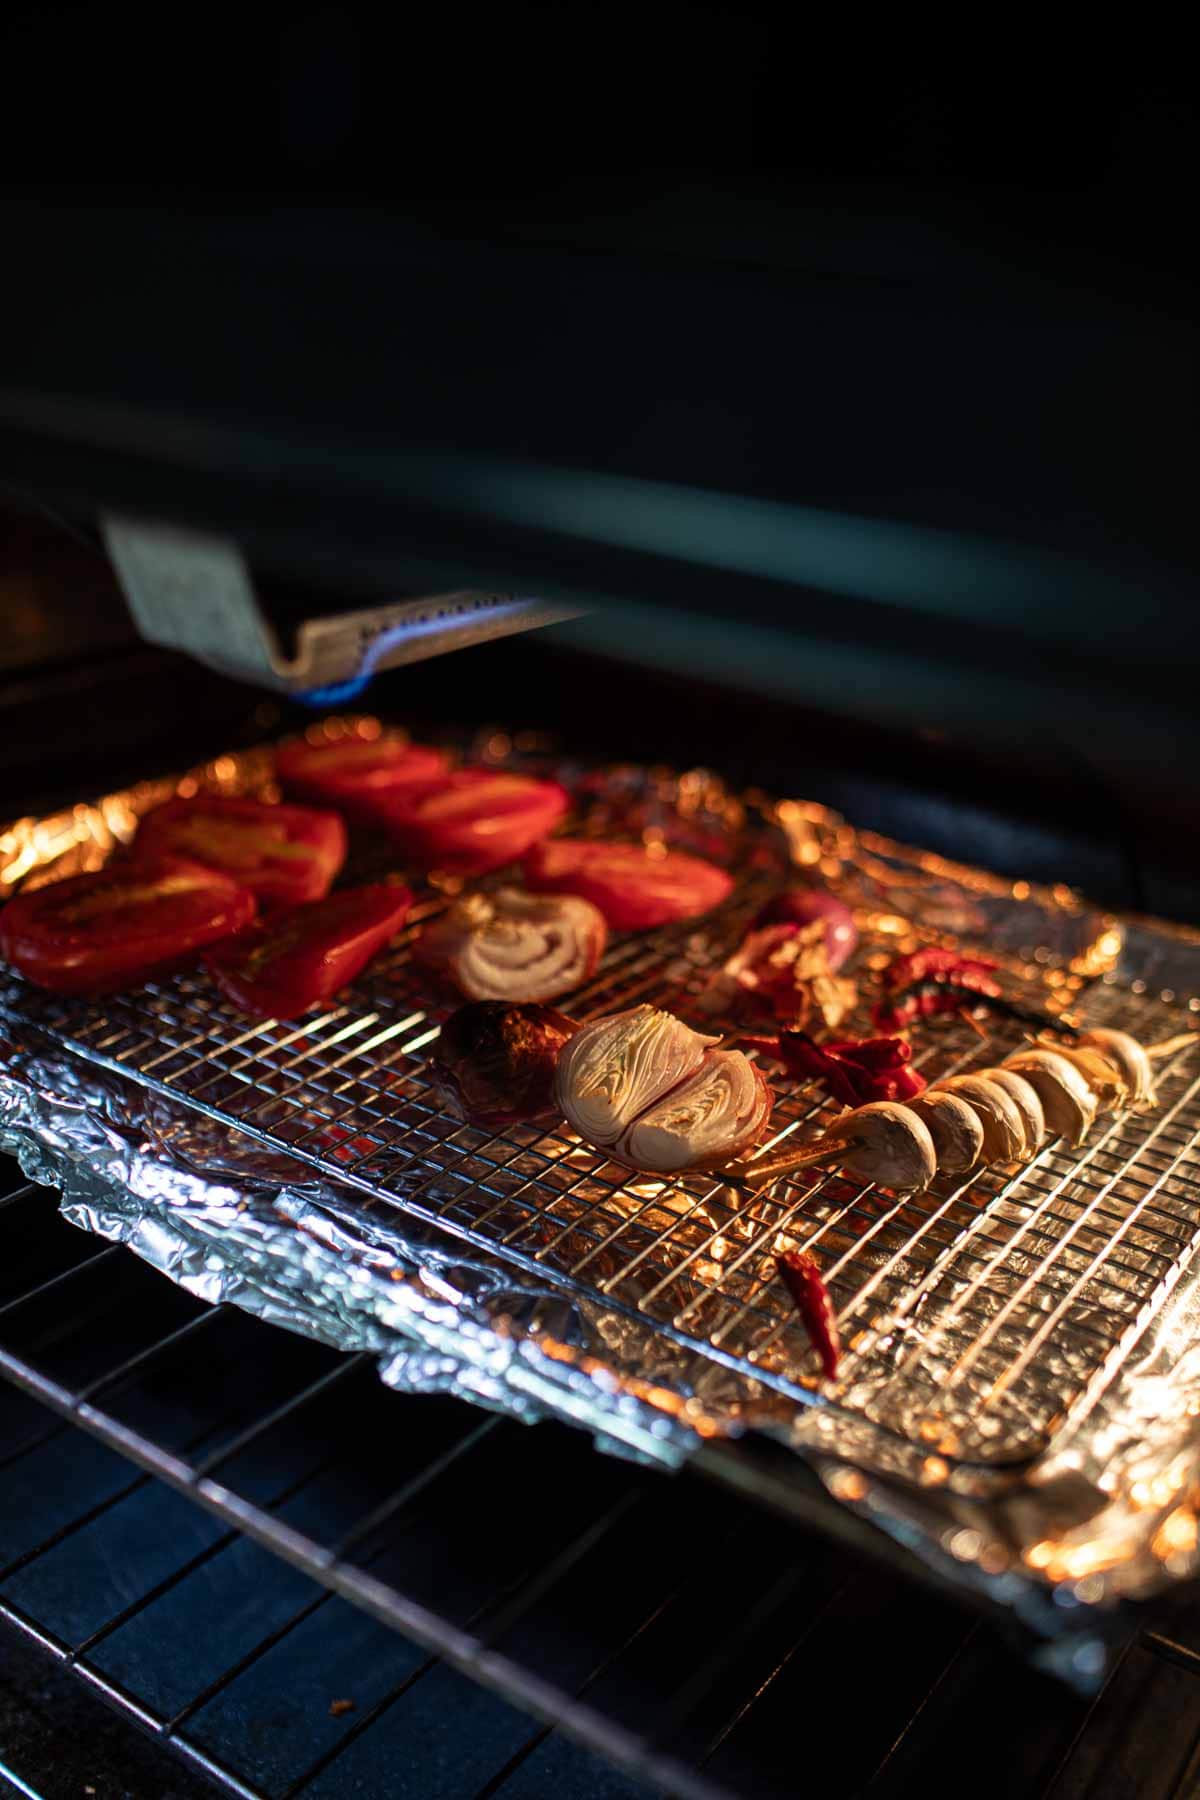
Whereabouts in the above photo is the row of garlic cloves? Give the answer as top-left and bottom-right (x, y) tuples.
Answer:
(726, 1028), (1157, 1195)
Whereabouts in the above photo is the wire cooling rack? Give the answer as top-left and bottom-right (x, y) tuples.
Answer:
(5, 841), (1200, 1471)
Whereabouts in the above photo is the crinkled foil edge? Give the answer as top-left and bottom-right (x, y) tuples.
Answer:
(0, 1047), (707, 1469)
(0, 1044), (1137, 1684)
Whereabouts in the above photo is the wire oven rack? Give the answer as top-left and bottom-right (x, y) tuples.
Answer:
(4, 848), (1200, 1473)
(10, 1157), (1200, 1800)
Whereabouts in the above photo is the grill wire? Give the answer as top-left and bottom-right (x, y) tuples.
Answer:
(6, 848), (1200, 1472)
(6, 1160), (1200, 1800)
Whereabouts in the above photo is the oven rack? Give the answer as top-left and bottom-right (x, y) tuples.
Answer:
(5, 872), (1200, 1473)
(7, 1159), (1200, 1800)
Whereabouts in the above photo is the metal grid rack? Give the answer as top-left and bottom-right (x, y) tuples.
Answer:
(0, 1167), (712, 1800)
(4, 861), (1200, 1472)
(9, 1161), (1200, 1800)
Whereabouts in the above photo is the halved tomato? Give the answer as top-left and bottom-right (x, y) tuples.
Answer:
(378, 769), (569, 875)
(133, 795), (347, 906)
(275, 732), (451, 825)
(0, 856), (256, 995)
(524, 839), (734, 930)
(205, 882), (412, 1018)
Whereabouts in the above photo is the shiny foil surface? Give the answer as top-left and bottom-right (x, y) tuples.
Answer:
(3, 718), (1200, 1684)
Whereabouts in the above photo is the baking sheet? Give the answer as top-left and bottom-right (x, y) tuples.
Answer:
(3, 717), (1200, 1683)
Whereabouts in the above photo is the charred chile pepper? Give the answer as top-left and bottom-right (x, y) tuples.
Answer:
(873, 949), (1075, 1038)
(882, 948), (1000, 990)
(741, 1029), (927, 1107)
(777, 1250), (841, 1379)
(873, 974), (1001, 1033)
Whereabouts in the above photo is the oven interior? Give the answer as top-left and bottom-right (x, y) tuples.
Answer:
(8, 1147), (1200, 1800)
(3, 516), (1200, 1796)
(3, 97), (1200, 1790)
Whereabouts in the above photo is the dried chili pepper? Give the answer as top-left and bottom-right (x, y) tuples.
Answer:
(873, 950), (999, 1032)
(873, 947), (1080, 1038)
(881, 947), (1000, 991)
(777, 1250), (841, 1379)
(874, 977), (997, 1033)
(873, 978), (1071, 1037)
(740, 1029), (927, 1107)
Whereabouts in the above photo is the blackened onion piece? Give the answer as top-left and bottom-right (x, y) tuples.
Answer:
(418, 887), (607, 1003)
(615, 1052), (772, 1173)
(431, 1001), (578, 1128)
(554, 1005), (717, 1147)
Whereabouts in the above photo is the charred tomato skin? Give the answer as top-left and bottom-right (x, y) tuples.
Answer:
(204, 882), (413, 1019)
(133, 794), (347, 906)
(0, 856), (257, 995)
(524, 839), (733, 930)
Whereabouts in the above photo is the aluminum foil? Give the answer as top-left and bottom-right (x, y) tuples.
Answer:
(3, 718), (1200, 1688)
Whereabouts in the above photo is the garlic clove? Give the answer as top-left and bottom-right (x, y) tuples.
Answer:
(829, 1100), (938, 1193)
(935, 1074), (1027, 1164)
(1078, 1027), (1156, 1110)
(985, 1068), (1047, 1158)
(908, 1089), (985, 1175)
(1002, 1049), (1098, 1147)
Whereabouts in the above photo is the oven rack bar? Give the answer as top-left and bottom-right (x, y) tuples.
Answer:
(6, 1164), (1200, 1800)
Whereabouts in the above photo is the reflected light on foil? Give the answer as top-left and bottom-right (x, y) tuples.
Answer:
(1152, 1508), (1198, 1560)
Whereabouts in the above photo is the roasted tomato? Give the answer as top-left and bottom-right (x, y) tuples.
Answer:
(0, 857), (256, 996)
(275, 732), (451, 825)
(524, 839), (734, 930)
(378, 770), (569, 875)
(204, 882), (412, 1019)
(133, 795), (347, 906)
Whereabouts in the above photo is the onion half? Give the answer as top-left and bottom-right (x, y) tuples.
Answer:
(615, 1052), (773, 1173)
(418, 887), (607, 1003)
(554, 1005), (718, 1147)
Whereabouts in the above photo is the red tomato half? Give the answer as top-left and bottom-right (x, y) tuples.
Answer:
(0, 857), (256, 995)
(205, 882), (412, 1018)
(378, 770), (569, 875)
(275, 732), (451, 825)
(524, 839), (734, 930)
(133, 795), (347, 906)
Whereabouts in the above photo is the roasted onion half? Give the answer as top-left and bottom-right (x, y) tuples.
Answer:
(431, 1000), (578, 1129)
(554, 1005), (718, 1148)
(614, 1051), (773, 1173)
(417, 887), (607, 1003)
